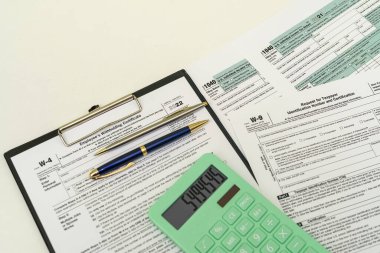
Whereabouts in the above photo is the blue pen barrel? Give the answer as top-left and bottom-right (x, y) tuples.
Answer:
(97, 147), (143, 175)
(145, 126), (190, 152)
(97, 126), (191, 175)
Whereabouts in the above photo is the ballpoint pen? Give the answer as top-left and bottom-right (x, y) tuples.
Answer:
(95, 101), (208, 156)
(89, 120), (209, 179)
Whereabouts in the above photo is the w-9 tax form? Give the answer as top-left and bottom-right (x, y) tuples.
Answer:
(231, 72), (380, 253)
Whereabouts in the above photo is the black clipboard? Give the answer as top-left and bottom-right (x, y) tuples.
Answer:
(4, 69), (253, 253)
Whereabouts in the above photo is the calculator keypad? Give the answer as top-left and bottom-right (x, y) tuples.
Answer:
(261, 239), (280, 253)
(286, 236), (305, 253)
(223, 207), (242, 225)
(222, 232), (241, 250)
(247, 228), (267, 247)
(236, 193), (255, 210)
(210, 221), (229, 239)
(274, 225), (292, 244)
(235, 217), (254, 236)
(303, 247), (317, 253)
(196, 235), (215, 253)
(195, 192), (323, 253)
(249, 203), (267, 221)
(212, 246), (227, 253)
(235, 243), (254, 253)
(261, 214), (279, 232)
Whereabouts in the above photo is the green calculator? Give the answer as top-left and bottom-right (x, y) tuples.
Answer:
(149, 154), (329, 253)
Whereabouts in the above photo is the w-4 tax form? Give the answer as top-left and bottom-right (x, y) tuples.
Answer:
(9, 77), (254, 253)
(230, 72), (380, 253)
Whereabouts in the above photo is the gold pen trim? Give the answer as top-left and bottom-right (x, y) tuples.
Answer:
(94, 101), (208, 156)
(89, 119), (209, 180)
(89, 162), (135, 180)
(140, 145), (148, 156)
(189, 120), (209, 133)
(95, 147), (107, 156)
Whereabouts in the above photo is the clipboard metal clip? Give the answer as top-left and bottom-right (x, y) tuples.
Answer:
(58, 94), (142, 146)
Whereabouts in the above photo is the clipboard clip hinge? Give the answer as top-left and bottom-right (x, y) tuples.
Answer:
(58, 94), (142, 146)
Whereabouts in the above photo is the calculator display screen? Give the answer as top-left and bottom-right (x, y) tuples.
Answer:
(162, 165), (227, 229)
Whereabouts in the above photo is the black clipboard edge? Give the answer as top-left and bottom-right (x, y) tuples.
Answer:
(4, 130), (57, 253)
(3, 69), (255, 253)
(182, 70), (256, 181)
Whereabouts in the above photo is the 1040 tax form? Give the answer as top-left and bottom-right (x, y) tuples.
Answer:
(245, 0), (380, 91)
(187, 0), (380, 144)
(231, 72), (380, 253)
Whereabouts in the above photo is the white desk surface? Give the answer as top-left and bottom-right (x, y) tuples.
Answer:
(0, 1), (291, 252)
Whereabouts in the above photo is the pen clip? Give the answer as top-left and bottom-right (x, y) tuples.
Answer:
(162, 101), (208, 122)
(92, 162), (135, 179)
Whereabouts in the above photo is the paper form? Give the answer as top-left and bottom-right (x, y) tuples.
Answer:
(245, 0), (380, 91)
(230, 72), (380, 253)
(188, 0), (380, 139)
(187, 38), (292, 145)
(11, 77), (254, 253)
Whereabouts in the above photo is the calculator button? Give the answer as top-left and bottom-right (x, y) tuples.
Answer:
(235, 217), (254, 236)
(286, 236), (306, 253)
(210, 221), (229, 239)
(260, 239), (280, 253)
(235, 243), (254, 253)
(223, 207), (242, 225)
(247, 228), (267, 247)
(261, 214), (279, 232)
(249, 204), (267, 221)
(212, 246), (227, 253)
(236, 193), (255, 210)
(273, 225), (292, 244)
(196, 235), (215, 253)
(302, 247), (317, 253)
(222, 231), (241, 251)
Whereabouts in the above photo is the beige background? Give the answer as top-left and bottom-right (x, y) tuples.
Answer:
(0, 0), (291, 252)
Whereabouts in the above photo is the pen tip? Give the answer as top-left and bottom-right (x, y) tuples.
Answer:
(95, 147), (107, 156)
(189, 120), (209, 132)
(89, 168), (99, 180)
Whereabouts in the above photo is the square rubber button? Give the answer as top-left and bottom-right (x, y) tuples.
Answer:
(222, 231), (241, 251)
(210, 221), (229, 239)
(260, 239), (280, 253)
(196, 235), (214, 253)
(236, 193), (255, 210)
(223, 207), (242, 225)
(273, 225), (293, 244)
(247, 228), (267, 247)
(249, 204), (267, 221)
(303, 247), (318, 253)
(235, 217), (254, 236)
(261, 214), (279, 232)
(235, 243), (254, 253)
(212, 246), (227, 253)
(286, 236), (305, 253)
